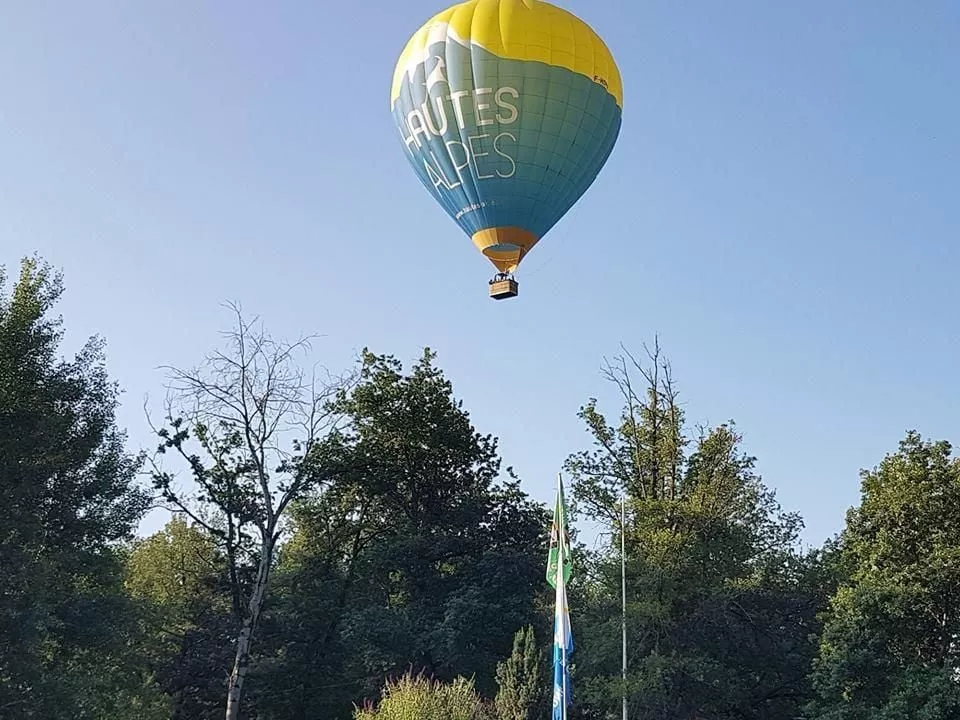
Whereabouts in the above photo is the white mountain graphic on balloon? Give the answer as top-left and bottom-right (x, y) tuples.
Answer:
(425, 56), (448, 91)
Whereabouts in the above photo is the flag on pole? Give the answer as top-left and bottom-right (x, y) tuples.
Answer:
(548, 475), (573, 720)
(547, 475), (572, 589)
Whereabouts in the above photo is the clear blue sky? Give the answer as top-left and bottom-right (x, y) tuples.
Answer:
(1, 1), (957, 549)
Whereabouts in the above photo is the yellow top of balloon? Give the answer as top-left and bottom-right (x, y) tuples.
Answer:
(390, 0), (623, 109)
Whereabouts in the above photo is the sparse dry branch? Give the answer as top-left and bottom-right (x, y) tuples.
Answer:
(143, 301), (353, 720)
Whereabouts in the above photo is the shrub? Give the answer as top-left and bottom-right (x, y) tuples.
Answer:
(355, 671), (493, 720)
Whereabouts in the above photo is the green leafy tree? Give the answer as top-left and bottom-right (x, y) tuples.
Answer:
(125, 516), (236, 719)
(494, 625), (546, 720)
(0, 256), (164, 718)
(564, 341), (819, 720)
(244, 501), (364, 718)
(252, 349), (550, 719)
(808, 431), (960, 720)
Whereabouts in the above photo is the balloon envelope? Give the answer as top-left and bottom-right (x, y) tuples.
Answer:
(391, 0), (623, 275)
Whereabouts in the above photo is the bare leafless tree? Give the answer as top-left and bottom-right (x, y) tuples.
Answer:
(146, 302), (352, 720)
(592, 337), (687, 504)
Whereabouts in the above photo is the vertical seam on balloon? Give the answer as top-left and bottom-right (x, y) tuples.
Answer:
(566, 90), (621, 227)
(550, 112), (605, 235)
(485, 0), (508, 239)
(518, 1), (538, 232)
(449, 5), (483, 236)
(484, 0), (505, 236)
(558, 13), (597, 231)
(500, 2), (530, 229)
(536, 21), (620, 237)
(523, 6), (561, 234)
(497, 0), (514, 230)
(423, 27), (472, 224)
(552, 12), (589, 228)
(575, 27), (617, 212)
(506, 9), (547, 237)
(528, 9), (575, 236)
(540, 17), (598, 234)
(510, 0), (534, 233)
(562, 95), (621, 231)
(428, 26), (466, 224)
(466, 1), (490, 236)
(544, 9), (581, 232)
(420, 24), (464, 222)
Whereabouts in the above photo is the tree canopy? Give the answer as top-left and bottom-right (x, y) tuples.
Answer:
(2, 256), (958, 720)
(0, 257), (161, 718)
(808, 432), (960, 720)
(563, 343), (821, 719)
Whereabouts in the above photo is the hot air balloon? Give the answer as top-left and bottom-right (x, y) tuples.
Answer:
(390, 0), (623, 299)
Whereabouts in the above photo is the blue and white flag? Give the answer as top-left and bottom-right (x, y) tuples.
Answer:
(549, 476), (573, 720)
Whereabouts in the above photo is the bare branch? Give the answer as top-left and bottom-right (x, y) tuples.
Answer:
(144, 302), (352, 720)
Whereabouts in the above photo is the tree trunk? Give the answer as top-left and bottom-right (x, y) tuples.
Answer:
(225, 537), (273, 720)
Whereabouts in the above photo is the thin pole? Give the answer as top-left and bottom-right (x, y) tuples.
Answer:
(621, 490), (628, 720)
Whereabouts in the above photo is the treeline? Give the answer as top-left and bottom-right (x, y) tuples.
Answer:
(3, 256), (960, 720)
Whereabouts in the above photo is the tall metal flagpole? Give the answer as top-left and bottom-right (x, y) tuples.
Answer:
(621, 490), (628, 720)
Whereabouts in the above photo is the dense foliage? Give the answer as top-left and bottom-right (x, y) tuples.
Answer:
(247, 350), (550, 719)
(2, 256), (958, 719)
(808, 433), (960, 719)
(563, 345), (826, 719)
(0, 258), (163, 718)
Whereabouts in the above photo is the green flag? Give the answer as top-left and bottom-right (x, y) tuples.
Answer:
(547, 476), (572, 589)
